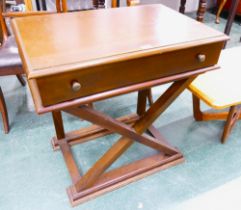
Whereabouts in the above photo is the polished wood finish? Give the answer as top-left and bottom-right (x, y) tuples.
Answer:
(12, 5), (227, 109)
(36, 42), (224, 106)
(12, 5), (227, 205)
(222, 106), (241, 143)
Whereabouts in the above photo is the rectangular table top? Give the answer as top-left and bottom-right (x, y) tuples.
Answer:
(12, 4), (228, 79)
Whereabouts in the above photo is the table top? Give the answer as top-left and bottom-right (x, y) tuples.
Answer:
(12, 4), (228, 79)
(189, 46), (241, 109)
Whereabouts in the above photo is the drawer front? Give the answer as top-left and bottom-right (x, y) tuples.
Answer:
(37, 42), (224, 106)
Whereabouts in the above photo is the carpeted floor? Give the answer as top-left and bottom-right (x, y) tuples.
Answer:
(0, 8), (241, 210)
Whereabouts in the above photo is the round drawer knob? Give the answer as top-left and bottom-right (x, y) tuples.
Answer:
(71, 81), (81, 92)
(197, 54), (206, 63)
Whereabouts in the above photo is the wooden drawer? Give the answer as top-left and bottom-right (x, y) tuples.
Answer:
(36, 42), (224, 106)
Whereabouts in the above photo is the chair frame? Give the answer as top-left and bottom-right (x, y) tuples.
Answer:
(0, 1), (52, 133)
(192, 94), (241, 143)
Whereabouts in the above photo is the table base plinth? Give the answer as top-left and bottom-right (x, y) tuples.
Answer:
(67, 152), (183, 206)
(52, 113), (183, 206)
(50, 78), (194, 206)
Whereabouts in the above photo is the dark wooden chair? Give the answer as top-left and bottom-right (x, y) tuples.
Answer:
(0, 1), (53, 133)
(0, 2), (27, 133)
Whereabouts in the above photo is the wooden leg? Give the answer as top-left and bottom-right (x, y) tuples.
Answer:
(137, 89), (148, 116)
(192, 94), (203, 121)
(215, 0), (228, 24)
(197, 0), (207, 22)
(61, 0), (68, 12)
(52, 111), (65, 139)
(192, 94), (241, 143)
(179, 0), (186, 14)
(221, 106), (241, 143)
(16, 74), (26, 86)
(65, 106), (178, 155)
(0, 87), (9, 134)
(93, 0), (98, 9)
(73, 77), (194, 192)
(111, 0), (118, 8)
(52, 113), (139, 149)
(53, 78), (195, 205)
(224, 0), (240, 36)
(52, 111), (82, 184)
(127, 0), (140, 6)
(56, 0), (62, 12)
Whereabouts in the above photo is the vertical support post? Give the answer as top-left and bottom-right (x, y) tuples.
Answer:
(179, 0), (186, 14)
(137, 89), (148, 116)
(192, 94), (203, 121)
(196, 0), (207, 22)
(52, 111), (65, 139)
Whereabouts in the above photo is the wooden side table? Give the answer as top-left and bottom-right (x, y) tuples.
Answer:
(12, 5), (227, 206)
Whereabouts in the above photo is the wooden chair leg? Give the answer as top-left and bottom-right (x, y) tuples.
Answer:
(221, 106), (241, 144)
(192, 94), (203, 121)
(196, 0), (207, 22)
(0, 87), (9, 134)
(127, 0), (140, 6)
(215, 0), (227, 24)
(16, 74), (26, 86)
(179, 0), (186, 14)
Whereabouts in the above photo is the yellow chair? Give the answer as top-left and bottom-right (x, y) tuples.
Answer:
(189, 46), (241, 143)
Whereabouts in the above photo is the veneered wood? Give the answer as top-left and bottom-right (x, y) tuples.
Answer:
(59, 140), (82, 184)
(11, 5), (228, 79)
(67, 153), (184, 206)
(52, 111), (65, 139)
(37, 42), (224, 106)
(137, 89), (148, 116)
(216, 0), (228, 24)
(11, 4), (228, 205)
(30, 65), (220, 114)
(64, 106), (178, 155)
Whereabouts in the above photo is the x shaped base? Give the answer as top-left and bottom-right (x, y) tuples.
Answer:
(51, 78), (194, 206)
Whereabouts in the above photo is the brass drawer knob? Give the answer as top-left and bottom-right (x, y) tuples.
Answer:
(71, 81), (81, 92)
(197, 54), (206, 62)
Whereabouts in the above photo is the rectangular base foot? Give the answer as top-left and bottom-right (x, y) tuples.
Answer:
(67, 152), (184, 206)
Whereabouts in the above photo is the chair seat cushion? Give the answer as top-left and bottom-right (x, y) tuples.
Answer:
(189, 46), (241, 109)
(0, 36), (22, 69)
